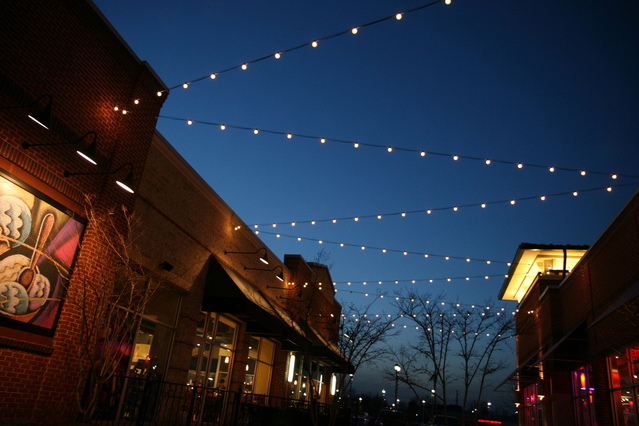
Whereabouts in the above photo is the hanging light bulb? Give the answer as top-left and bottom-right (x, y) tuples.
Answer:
(354, 142), (360, 148)
(210, 74), (217, 79)
(182, 83), (189, 89)
(320, 138), (326, 143)
(187, 120), (193, 125)
(241, 63), (248, 70)
(287, 133), (293, 139)
(453, 155), (459, 161)
(517, 163), (523, 169)
(420, 151), (426, 156)
(253, 129), (259, 134)
(351, 28), (359, 34)
(311, 41), (318, 48)
(445, 0), (452, 4)
(580, 170), (586, 176)
(220, 125), (226, 130)
(611, 174), (618, 179)
(387, 147), (393, 152)
(156, 91), (163, 97)
(274, 52), (281, 59)
(485, 159), (491, 165)
(549, 167), (555, 172)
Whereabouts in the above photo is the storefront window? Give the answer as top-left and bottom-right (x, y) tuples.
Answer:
(522, 383), (542, 426)
(572, 365), (595, 425)
(609, 347), (639, 425)
(244, 336), (275, 395)
(128, 284), (181, 378)
(188, 312), (237, 389)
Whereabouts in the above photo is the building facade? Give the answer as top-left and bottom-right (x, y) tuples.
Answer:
(0, 1), (349, 425)
(499, 190), (639, 426)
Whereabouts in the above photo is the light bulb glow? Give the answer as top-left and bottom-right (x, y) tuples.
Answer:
(210, 74), (216, 79)
(241, 63), (248, 70)
(220, 125), (226, 130)
(517, 163), (523, 168)
(396, 13), (403, 20)
(387, 147), (393, 152)
(549, 167), (555, 172)
(275, 52), (281, 59)
(254, 129), (259, 134)
(420, 151), (426, 156)
(156, 91), (163, 97)
(351, 28), (358, 34)
(320, 138), (326, 143)
(453, 155), (459, 161)
(445, 0), (452, 4)
(287, 134), (293, 139)
(354, 142), (360, 148)
(182, 83), (188, 89)
(312, 41), (318, 48)
(485, 159), (491, 165)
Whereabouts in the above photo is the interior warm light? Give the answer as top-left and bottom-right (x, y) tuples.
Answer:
(288, 355), (296, 382)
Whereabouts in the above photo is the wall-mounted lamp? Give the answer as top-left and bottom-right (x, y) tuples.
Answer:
(63, 162), (135, 193)
(244, 264), (284, 282)
(1, 94), (53, 130)
(22, 131), (99, 165)
(224, 247), (269, 265)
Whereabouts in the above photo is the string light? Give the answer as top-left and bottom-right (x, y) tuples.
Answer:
(255, 230), (510, 265)
(157, 0), (446, 95)
(158, 116), (637, 179)
(251, 183), (637, 228)
(334, 274), (507, 287)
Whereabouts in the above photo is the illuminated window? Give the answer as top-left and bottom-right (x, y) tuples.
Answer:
(572, 365), (595, 425)
(188, 312), (237, 388)
(244, 336), (275, 395)
(522, 384), (542, 426)
(608, 347), (639, 425)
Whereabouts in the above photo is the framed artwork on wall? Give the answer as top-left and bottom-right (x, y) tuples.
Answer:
(0, 170), (85, 336)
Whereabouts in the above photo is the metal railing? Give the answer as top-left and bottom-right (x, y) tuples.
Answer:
(90, 375), (348, 426)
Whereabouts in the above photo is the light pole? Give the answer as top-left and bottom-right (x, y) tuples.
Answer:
(381, 389), (386, 410)
(394, 364), (401, 408)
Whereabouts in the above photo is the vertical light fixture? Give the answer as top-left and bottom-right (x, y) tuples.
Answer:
(287, 354), (296, 382)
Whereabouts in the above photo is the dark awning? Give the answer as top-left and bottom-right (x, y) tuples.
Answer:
(202, 255), (306, 346)
(202, 255), (353, 371)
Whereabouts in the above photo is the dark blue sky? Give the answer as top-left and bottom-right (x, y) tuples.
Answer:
(94, 0), (639, 402)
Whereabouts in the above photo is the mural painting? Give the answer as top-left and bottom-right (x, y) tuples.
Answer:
(0, 173), (85, 335)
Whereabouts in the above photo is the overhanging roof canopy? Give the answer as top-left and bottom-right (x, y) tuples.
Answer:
(202, 255), (352, 370)
(499, 243), (588, 303)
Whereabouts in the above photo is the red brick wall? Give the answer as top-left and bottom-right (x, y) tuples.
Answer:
(0, 1), (165, 424)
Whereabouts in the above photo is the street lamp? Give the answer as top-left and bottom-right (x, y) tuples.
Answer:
(394, 364), (401, 407)
(381, 389), (386, 409)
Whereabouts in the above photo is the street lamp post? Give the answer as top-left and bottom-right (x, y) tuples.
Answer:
(381, 389), (386, 410)
(394, 364), (401, 408)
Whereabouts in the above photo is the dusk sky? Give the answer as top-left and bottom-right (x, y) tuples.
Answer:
(94, 0), (639, 404)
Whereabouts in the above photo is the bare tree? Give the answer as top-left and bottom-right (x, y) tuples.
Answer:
(450, 302), (515, 424)
(62, 202), (166, 422)
(338, 296), (400, 395)
(392, 292), (515, 422)
(392, 292), (456, 419)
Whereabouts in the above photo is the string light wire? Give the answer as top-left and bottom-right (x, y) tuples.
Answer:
(254, 230), (510, 264)
(159, 115), (638, 180)
(160, 0), (446, 94)
(251, 183), (637, 228)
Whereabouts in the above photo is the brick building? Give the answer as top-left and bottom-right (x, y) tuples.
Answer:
(499, 190), (639, 425)
(0, 1), (350, 424)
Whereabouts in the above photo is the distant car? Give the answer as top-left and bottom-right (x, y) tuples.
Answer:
(429, 415), (462, 426)
(374, 409), (406, 426)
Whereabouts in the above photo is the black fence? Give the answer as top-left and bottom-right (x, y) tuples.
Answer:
(91, 375), (349, 426)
